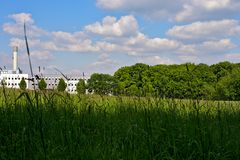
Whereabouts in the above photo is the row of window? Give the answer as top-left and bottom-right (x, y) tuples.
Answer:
(7, 83), (19, 86)
(2, 77), (81, 81)
(68, 89), (77, 92)
(3, 77), (27, 80)
(31, 83), (77, 86)
(44, 78), (80, 81)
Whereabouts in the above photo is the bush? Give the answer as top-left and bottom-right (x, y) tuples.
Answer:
(19, 78), (27, 90)
(57, 78), (67, 92)
(38, 79), (47, 91)
(76, 79), (86, 94)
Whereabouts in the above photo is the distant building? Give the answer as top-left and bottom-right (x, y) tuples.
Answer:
(0, 47), (29, 89)
(29, 74), (87, 94)
(0, 70), (29, 89)
(0, 46), (87, 93)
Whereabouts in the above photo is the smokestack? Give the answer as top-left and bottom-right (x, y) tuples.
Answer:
(13, 46), (18, 73)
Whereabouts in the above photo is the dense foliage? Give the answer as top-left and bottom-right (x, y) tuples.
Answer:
(88, 61), (240, 100)
(87, 73), (116, 95)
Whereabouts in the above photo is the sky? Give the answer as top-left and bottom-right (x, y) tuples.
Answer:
(1, 0), (240, 76)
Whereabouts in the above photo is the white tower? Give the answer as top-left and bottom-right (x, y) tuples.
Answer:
(12, 46), (18, 73)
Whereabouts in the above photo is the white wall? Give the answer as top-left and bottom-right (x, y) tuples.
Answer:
(0, 73), (29, 89)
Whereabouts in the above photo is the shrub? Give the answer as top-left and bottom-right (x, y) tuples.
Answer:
(19, 78), (27, 90)
(38, 78), (47, 91)
(57, 78), (67, 92)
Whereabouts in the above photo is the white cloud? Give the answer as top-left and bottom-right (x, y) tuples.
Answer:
(138, 55), (174, 65)
(52, 31), (87, 43)
(179, 39), (236, 54)
(96, 0), (184, 21)
(30, 50), (52, 60)
(3, 12), (240, 73)
(96, 0), (240, 22)
(88, 53), (119, 74)
(3, 13), (48, 37)
(91, 53), (118, 66)
(192, 0), (231, 10)
(175, 0), (240, 22)
(168, 19), (240, 40)
(10, 13), (34, 24)
(225, 53), (240, 59)
(123, 33), (181, 55)
(85, 15), (138, 37)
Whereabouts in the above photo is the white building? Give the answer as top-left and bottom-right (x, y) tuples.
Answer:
(0, 47), (29, 89)
(30, 74), (87, 94)
(0, 46), (87, 93)
(0, 70), (29, 89)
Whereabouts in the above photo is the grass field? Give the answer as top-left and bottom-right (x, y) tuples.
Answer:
(0, 88), (240, 159)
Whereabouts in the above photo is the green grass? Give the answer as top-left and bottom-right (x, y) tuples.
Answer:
(0, 88), (240, 159)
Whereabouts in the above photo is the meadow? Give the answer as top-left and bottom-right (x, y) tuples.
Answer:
(0, 88), (240, 159)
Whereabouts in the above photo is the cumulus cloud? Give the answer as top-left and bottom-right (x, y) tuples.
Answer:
(96, 0), (184, 21)
(122, 33), (181, 55)
(85, 15), (138, 37)
(10, 13), (34, 24)
(3, 12), (240, 73)
(4, 13), (99, 54)
(91, 53), (118, 66)
(96, 0), (240, 22)
(167, 19), (240, 41)
(138, 55), (174, 65)
(175, 0), (240, 22)
(88, 53), (120, 74)
(178, 39), (236, 55)
(3, 13), (48, 37)
(225, 53), (240, 59)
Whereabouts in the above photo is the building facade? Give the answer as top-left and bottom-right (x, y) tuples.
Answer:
(0, 70), (29, 89)
(0, 46), (87, 94)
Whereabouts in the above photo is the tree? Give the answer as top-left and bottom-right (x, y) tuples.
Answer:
(211, 61), (233, 82)
(38, 78), (47, 91)
(76, 79), (86, 94)
(19, 78), (27, 90)
(87, 73), (116, 95)
(57, 78), (67, 92)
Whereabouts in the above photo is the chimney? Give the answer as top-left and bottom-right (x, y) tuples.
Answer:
(13, 46), (18, 73)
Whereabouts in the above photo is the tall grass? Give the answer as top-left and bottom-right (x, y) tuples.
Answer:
(0, 88), (240, 159)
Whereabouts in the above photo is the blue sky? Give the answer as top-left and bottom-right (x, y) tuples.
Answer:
(1, 0), (240, 76)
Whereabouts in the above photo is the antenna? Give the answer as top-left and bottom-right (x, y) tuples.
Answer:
(18, 67), (22, 74)
(24, 23), (34, 79)
(54, 68), (70, 81)
(24, 22), (36, 90)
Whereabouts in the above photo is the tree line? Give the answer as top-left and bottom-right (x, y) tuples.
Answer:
(87, 61), (240, 101)
(17, 61), (240, 100)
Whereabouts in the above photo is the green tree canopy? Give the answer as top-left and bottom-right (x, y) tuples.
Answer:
(87, 73), (116, 95)
(112, 61), (238, 100)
